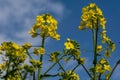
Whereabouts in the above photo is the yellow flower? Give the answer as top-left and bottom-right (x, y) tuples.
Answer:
(12, 43), (20, 50)
(79, 3), (106, 30)
(111, 43), (115, 52)
(89, 3), (96, 8)
(96, 8), (103, 15)
(53, 34), (60, 40)
(33, 48), (39, 55)
(99, 58), (107, 64)
(78, 21), (86, 30)
(105, 50), (111, 57)
(78, 58), (85, 64)
(74, 49), (81, 58)
(100, 18), (106, 29)
(23, 42), (32, 49)
(82, 7), (88, 12)
(36, 15), (44, 22)
(59, 70), (80, 80)
(81, 12), (90, 21)
(106, 74), (110, 80)
(28, 28), (38, 38)
(103, 35), (110, 42)
(96, 64), (102, 72)
(29, 13), (59, 40)
(97, 45), (102, 52)
(0, 63), (6, 70)
(64, 41), (74, 50)
(0, 46), (2, 54)
(78, 26), (85, 30)
(38, 47), (45, 55)
(104, 64), (111, 71)
(85, 21), (92, 29)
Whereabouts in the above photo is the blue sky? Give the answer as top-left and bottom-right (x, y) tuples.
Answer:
(0, 0), (120, 80)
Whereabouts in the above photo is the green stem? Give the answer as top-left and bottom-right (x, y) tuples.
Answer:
(57, 62), (66, 72)
(81, 64), (92, 78)
(26, 50), (35, 80)
(98, 73), (101, 80)
(26, 50), (33, 59)
(72, 64), (80, 72)
(38, 36), (45, 80)
(92, 20), (98, 80)
(108, 59), (120, 80)
(5, 57), (11, 80)
(44, 54), (66, 75)
(41, 74), (59, 78)
(23, 72), (28, 80)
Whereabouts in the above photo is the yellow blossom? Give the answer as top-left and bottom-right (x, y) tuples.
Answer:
(105, 50), (111, 57)
(100, 18), (106, 29)
(59, 70), (80, 80)
(29, 13), (60, 40)
(12, 43), (20, 50)
(81, 12), (90, 21)
(104, 64), (111, 71)
(103, 35), (110, 42)
(78, 58), (85, 64)
(23, 42), (32, 49)
(111, 43), (115, 52)
(28, 28), (38, 38)
(96, 64), (102, 73)
(38, 47), (45, 55)
(79, 3), (106, 30)
(0, 64), (6, 70)
(78, 26), (85, 30)
(64, 41), (74, 50)
(85, 21), (92, 29)
(106, 74), (110, 80)
(99, 58), (107, 64)
(97, 45), (102, 52)
(96, 8), (103, 16)
(89, 3), (96, 8)
(53, 34), (60, 40)
(82, 7), (88, 12)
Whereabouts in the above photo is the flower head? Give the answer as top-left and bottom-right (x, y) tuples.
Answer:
(64, 38), (74, 50)
(29, 13), (60, 40)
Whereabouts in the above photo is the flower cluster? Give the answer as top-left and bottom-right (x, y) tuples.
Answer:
(100, 30), (115, 53)
(29, 59), (42, 68)
(0, 42), (29, 79)
(97, 45), (102, 53)
(79, 3), (115, 58)
(0, 42), (27, 63)
(59, 70), (80, 80)
(64, 38), (81, 60)
(79, 3), (106, 30)
(96, 58), (111, 74)
(6, 74), (21, 80)
(24, 64), (36, 73)
(33, 47), (45, 55)
(49, 51), (61, 63)
(29, 13), (60, 40)
(90, 58), (111, 78)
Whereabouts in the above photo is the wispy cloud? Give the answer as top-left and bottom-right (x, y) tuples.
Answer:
(0, 0), (66, 44)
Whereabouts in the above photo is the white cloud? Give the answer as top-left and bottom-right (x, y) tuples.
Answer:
(0, 0), (66, 44)
(0, 0), (65, 25)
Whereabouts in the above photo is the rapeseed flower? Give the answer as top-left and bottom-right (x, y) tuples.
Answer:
(29, 13), (60, 40)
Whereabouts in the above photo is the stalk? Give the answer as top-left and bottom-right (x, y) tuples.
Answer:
(38, 35), (45, 80)
(92, 19), (99, 80)
(108, 59), (120, 80)
(44, 54), (66, 75)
